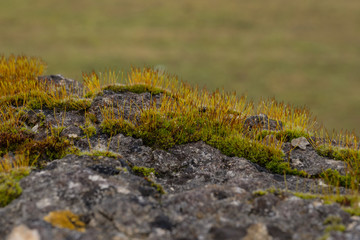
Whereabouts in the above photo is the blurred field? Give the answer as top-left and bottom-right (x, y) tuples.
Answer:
(1, 0), (359, 135)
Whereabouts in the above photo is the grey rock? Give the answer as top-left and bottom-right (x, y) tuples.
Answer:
(283, 142), (347, 176)
(291, 137), (310, 150)
(244, 114), (283, 132)
(6, 224), (40, 240)
(1, 81), (359, 240)
(38, 74), (84, 97)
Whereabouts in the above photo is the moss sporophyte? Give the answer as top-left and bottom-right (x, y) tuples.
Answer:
(0, 55), (359, 211)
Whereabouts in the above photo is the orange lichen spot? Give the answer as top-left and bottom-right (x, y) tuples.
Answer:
(43, 210), (86, 232)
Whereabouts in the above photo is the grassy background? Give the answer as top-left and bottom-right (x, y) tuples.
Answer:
(1, 0), (359, 136)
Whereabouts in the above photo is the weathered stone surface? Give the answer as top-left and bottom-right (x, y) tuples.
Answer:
(291, 137), (310, 150)
(244, 114), (283, 131)
(283, 142), (347, 176)
(38, 74), (84, 97)
(1, 80), (359, 239)
(1, 137), (358, 239)
(6, 224), (40, 240)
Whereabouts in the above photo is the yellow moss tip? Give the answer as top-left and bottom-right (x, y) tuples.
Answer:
(43, 210), (86, 232)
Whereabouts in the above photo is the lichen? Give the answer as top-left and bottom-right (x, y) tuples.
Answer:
(43, 210), (86, 232)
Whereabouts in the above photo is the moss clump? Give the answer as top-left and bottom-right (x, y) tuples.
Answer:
(103, 84), (166, 95)
(144, 177), (165, 195)
(316, 145), (360, 162)
(343, 207), (360, 216)
(0, 168), (30, 207)
(293, 192), (319, 200)
(80, 120), (97, 138)
(80, 150), (122, 159)
(320, 169), (355, 189)
(323, 215), (346, 233)
(102, 109), (308, 177)
(252, 190), (267, 197)
(85, 112), (98, 124)
(132, 166), (157, 177)
(28, 97), (92, 111)
(21, 136), (71, 167)
(43, 210), (86, 232)
(101, 118), (135, 137)
(0, 128), (35, 156)
(258, 129), (310, 142)
(1, 91), (92, 111)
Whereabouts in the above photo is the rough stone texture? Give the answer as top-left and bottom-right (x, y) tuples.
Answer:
(1, 78), (359, 240)
(291, 137), (310, 150)
(89, 90), (162, 123)
(244, 114), (283, 132)
(38, 74), (84, 97)
(283, 142), (347, 176)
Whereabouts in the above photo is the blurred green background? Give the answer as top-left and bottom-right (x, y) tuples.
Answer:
(1, 0), (359, 136)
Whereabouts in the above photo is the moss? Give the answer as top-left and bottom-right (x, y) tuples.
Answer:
(66, 146), (81, 155)
(100, 118), (135, 137)
(80, 150), (122, 159)
(43, 210), (86, 232)
(85, 112), (98, 124)
(293, 192), (319, 200)
(324, 215), (342, 225)
(319, 169), (355, 189)
(323, 215), (346, 233)
(21, 136), (71, 167)
(0, 127), (35, 156)
(258, 129), (310, 142)
(206, 133), (299, 175)
(1, 91), (92, 111)
(50, 126), (66, 139)
(101, 110), (308, 177)
(343, 207), (360, 216)
(144, 177), (165, 195)
(117, 167), (128, 173)
(316, 145), (360, 163)
(252, 190), (267, 197)
(132, 166), (156, 177)
(103, 84), (166, 95)
(0, 168), (30, 207)
(80, 121), (97, 138)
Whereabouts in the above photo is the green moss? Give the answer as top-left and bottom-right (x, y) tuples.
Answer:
(21, 136), (71, 167)
(80, 120), (97, 138)
(343, 207), (360, 216)
(101, 118), (135, 137)
(258, 129), (310, 142)
(51, 98), (92, 111)
(316, 145), (360, 163)
(101, 109), (309, 177)
(132, 166), (156, 177)
(293, 192), (319, 200)
(36, 112), (46, 127)
(0, 90), (92, 111)
(80, 150), (122, 159)
(144, 177), (165, 195)
(50, 126), (66, 139)
(320, 169), (355, 189)
(207, 133), (302, 175)
(0, 168), (30, 207)
(102, 84), (166, 95)
(323, 215), (346, 233)
(252, 190), (267, 196)
(0, 127), (35, 156)
(324, 215), (342, 225)
(85, 112), (98, 124)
